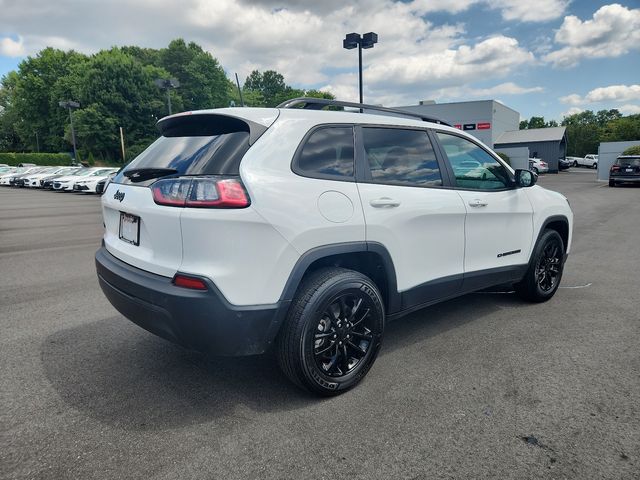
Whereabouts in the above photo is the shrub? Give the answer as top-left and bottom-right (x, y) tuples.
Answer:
(496, 152), (511, 166)
(622, 145), (640, 155)
(0, 153), (73, 166)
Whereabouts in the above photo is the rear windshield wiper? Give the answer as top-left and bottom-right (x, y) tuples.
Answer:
(123, 168), (178, 182)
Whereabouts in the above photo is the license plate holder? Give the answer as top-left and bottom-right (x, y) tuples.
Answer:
(119, 212), (140, 246)
(626, 168), (633, 173)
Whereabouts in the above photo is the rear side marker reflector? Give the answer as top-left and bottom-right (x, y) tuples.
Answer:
(151, 177), (250, 208)
(173, 274), (208, 290)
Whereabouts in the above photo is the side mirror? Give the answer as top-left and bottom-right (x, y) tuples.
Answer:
(515, 169), (537, 187)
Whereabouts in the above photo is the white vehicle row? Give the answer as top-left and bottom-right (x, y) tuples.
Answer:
(0, 165), (119, 193)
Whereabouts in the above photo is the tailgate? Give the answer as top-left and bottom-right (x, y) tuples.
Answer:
(102, 182), (183, 277)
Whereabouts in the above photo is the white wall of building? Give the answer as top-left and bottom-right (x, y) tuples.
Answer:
(494, 147), (530, 171)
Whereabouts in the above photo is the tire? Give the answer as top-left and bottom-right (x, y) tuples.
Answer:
(277, 267), (385, 396)
(592, 163), (597, 169)
(533, 167), (539, 174)
(573, 161), (578, 167)
(609, 179), (615, 187)
(515, 229), (565, 303)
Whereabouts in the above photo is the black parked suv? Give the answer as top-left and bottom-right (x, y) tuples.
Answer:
(609, 155), (640, 187)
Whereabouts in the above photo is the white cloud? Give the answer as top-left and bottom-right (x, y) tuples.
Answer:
(0, 0), (542, 106)
(559, 93), (582, 106)
(0, 36), (25, 57)
(562, 107), (584, 117)
(619, 104), (640, 115)
(544, 4), (640, 67)
(584, 85), (640, 104)
(561, 85), (640, 107)
(429, 82), (543, 101)
(492, 0), (570, 22)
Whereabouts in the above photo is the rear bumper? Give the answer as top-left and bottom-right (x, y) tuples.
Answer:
(610, 175), (640, 183)
(95, 247), (289, 356)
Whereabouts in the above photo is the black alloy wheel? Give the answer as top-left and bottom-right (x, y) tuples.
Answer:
(313, 293), (375, 378)
(534, 239), (562, 293)
(515, 229), (565, 302)
(277, 267), (384, 396)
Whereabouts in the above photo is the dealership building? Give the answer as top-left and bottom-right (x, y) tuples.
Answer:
(392, 100), (568, 172)
(393, 100), (520, 148)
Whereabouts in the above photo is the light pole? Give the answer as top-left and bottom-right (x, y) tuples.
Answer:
(343, 32), (378, 107)
(59, 100), (80, 161)
(154, 78), (180, 115)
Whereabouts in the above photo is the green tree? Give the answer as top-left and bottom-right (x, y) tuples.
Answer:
(244, 70), (289, 107)
(527, 116), (545, 129)
(9, 48), (88, 153)
(622, 144), (640, 155)
(159, 39), (230, 111)
(0, 71), (22, 152)
(601, 115), (640, 143)
(561, 110), (601, 156)
(75, 48), (169, 161)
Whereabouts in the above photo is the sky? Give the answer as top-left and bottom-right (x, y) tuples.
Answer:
(1, 0), (639, 121)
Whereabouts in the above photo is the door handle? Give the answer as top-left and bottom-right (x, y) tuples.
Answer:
(468, 199), (488, 207)
(370, 197), (401, 208)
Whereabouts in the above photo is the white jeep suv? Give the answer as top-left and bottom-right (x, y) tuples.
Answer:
(96, 98), (573, 395)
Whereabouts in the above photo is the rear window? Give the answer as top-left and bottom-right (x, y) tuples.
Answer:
(114, 132), (250, 185)
(617, 157), (640, 166)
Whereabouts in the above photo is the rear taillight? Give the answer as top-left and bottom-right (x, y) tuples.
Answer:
(151, 177), (250, 208)
(611, 165), (620, 172)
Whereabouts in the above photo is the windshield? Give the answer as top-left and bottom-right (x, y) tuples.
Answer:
(70, 169), (96, 177)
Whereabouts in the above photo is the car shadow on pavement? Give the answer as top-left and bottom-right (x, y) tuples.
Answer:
(41, 292), (518, 431)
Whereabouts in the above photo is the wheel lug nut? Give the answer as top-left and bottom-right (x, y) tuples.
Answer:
(338, 341), (342, 345)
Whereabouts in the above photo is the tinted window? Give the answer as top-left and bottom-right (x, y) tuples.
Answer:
(363, 128), (442, 187)
(115, 132), (250, 186)
(436, 132), (511, 190)
(296, 127), (354, 178)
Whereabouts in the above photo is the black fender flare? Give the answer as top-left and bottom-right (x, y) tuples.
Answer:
(278, 241), (401, 313)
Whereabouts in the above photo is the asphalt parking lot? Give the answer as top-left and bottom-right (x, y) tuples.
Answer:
(1, 171), (638, 480)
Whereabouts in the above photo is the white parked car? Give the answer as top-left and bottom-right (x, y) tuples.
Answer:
(72, 168), (119, 193)
(53, 167), (113, 191)
(96, 98), (573, 395)
(1, 166), (44, 186)
(22, 166), (74, 187)
(529, 158), (549, 174)
(573, 154), (598, 169)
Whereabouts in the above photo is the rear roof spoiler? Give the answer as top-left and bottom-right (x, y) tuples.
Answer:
(157, 112), (269, 145)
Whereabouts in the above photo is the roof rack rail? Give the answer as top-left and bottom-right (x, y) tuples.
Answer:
(276, 97), (451, 126)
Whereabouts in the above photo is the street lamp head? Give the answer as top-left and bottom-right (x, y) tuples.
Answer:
(361, 32), (378, 49)
(343, 32), (360, 50)
(154, 78), (180, 89)
(58, 100), (80, 109)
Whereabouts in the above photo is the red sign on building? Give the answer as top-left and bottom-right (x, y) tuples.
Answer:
(477, 122), (491, 130)
(454, 124), (462, 130)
